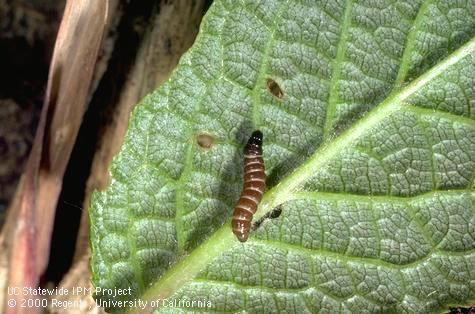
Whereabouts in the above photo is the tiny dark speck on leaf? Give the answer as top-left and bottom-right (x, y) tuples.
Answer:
(269, 205), (282, 219)
(197, 133), (214, 150)
(266, 78), (283, 99)
(252, 205), (283, 231)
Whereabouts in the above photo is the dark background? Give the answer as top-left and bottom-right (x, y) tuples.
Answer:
(0, 0), (212, 286)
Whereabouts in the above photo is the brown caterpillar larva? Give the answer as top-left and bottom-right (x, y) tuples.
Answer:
(231, 130), (265, 242)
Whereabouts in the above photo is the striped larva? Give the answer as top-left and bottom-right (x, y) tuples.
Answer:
(231, 130), (266, 242)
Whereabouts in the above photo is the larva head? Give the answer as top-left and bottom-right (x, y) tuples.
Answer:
(248, 130), (263, 146)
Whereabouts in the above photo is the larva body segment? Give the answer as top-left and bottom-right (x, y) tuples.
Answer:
(232, 130), (266, 242)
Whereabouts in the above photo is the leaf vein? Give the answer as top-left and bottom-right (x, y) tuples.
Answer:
(323, 0), (354, 141)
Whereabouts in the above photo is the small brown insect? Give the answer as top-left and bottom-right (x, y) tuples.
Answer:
(232, 130), (266, 242)
(266, 78), (284, 99)
(196, 133), (214, 150)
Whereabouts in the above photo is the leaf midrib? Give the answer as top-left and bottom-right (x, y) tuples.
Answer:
(129, 31), (475, 314)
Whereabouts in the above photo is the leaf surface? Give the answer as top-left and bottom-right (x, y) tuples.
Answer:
(90, 0), (475, 313)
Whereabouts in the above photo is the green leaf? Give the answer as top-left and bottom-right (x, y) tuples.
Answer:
(89, 0), (475, 313)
